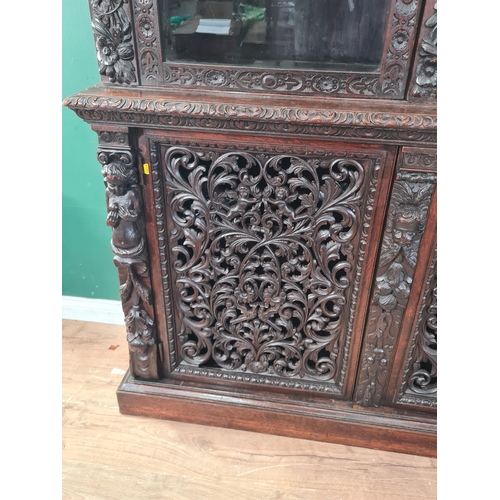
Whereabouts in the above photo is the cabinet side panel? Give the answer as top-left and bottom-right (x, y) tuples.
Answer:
(354, 147), (436, 407)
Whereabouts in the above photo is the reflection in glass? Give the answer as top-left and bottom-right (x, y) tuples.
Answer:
(160, 0), (391, 71)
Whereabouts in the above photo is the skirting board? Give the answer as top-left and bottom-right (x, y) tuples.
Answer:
(62, 296), (124, 325)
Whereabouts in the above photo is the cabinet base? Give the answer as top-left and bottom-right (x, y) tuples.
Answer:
(117, 371), (436, 457)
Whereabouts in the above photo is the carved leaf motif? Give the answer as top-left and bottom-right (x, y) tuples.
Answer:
(164, 147), (366, 384)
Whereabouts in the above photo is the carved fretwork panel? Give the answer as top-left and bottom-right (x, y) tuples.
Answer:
(408, 1), (437, 101)
(155, 141), (387, 395)
(396, 249), (437, 408)
(354, 149), (436, 407)
(89, 0), (138, 85)
(97, 144), (159, 379)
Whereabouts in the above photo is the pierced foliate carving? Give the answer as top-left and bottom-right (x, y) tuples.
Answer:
(162, 146), (376, 391)
(98, 149), (158, 379)
(91, 0), (137, 84)
(355, 172), (435, 406)
(398, 250), (437, 407)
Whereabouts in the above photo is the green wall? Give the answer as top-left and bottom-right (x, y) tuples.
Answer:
(62, 0), (120, 300)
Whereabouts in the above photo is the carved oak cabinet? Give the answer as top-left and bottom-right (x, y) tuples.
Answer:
(64, 0), (437, 456)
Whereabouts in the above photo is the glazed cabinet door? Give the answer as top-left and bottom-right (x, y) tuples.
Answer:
(354, 147), (436, 410)
(139, 130), (397, 399)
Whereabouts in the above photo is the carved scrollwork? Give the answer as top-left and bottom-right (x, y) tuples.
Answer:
(398, 250), (437, 406)
(408, 280), (436, 392)
(355, 171), (435, 406)
(91, 0), (137, 84)
(411, 3), (437, 99)
(98, 148), (158, 379)
(163, 147), (373, 389)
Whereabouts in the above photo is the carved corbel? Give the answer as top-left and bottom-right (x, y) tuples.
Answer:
(95, 129), (159, 379)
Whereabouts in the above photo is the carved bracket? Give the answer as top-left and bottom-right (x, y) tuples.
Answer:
(97, 145), (159, 379)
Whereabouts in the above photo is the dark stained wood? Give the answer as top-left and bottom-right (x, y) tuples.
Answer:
(65, 0), (437, 457)
(117, 371), (437, 457)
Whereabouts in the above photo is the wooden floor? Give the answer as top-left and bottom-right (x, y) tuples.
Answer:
(62, 319), (437, 499)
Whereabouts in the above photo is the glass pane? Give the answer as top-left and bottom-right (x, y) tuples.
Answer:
(159, 0), (391, 71)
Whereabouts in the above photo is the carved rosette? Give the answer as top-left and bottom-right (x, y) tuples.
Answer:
(97, 148), (158, 379)
(355, 167), (436, 406)
(398, 250), (437, 407)
(380, 0), (423, 97)
(90, 0), (137, 84)
(410, 3), (437, 100)
(132, 0), (161, 85)
(162, 146), (377, 391)
(164, 66), (379, 97)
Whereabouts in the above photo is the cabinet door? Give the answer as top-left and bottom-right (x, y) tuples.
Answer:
(354, 147), (436, 408)
(140, 130), (397, 398)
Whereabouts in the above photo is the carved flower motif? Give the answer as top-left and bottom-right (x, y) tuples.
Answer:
(392, 30), (409, 51)
(205, 70), (227, 86)
(96, 36), (119, 69)
(416, 57), (437, 87)
(315, 76), (340, 93)
(139, 17), (154, 38)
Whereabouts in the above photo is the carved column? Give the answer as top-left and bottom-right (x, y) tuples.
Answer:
(354, 148), (436, 406)
(94, 127), (159, 379)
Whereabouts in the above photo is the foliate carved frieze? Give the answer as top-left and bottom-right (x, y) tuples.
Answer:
(131, 0), (161, 85)
(380, 0), (423, 97)
(158, 143), (380, 393)
(90, 0), (138, 85)
(410, 3), (437, 100)
(397, 250), (437, 407)
(355, 168), (435, 407)
(97, 147), (158, 379)
(164, 66), (379, 97)
(64, 94), (437, 145)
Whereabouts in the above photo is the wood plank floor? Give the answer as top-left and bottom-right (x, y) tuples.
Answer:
(62, 319), (437, 499)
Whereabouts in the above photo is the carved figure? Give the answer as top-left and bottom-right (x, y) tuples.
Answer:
(102, 160), (144, 256)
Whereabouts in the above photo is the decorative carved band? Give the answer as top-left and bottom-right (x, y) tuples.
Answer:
(355, 151), (436, 407)
(156, 142), (381, 393)
(90, 0), (137, 85)
(164, 65), (380, 97)
(380, 0), (424, 97)
(64, 94), (437, 145)
(97, 146), (159, 379)
(131, 0), (161, 85)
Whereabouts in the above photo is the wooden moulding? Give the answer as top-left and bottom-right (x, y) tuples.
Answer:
(117, 371), (436, 457)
